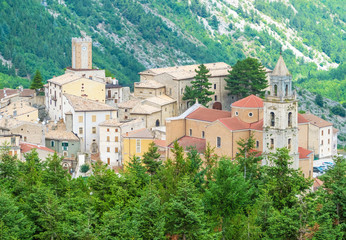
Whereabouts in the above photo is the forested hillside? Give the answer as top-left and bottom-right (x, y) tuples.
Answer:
(0, 0), (344, 101)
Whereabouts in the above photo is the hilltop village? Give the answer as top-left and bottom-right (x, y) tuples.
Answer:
(0, 37), (338, 178)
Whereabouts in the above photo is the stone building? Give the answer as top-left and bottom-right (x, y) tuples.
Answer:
(0, 100), (39, 123)
(71, 37), (92, 70)
(105, 79), (130, 108)
(262, 55), (299, 169)
(98, 118), (145, 166)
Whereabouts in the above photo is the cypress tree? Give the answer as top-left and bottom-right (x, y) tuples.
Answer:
(30, 70), (43, 90)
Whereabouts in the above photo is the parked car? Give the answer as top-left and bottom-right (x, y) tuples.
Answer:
(322, 162), (334, 169)
(313, 167), (324, 176)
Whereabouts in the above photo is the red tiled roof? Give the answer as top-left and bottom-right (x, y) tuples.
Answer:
(218, 117), (263, 131)
(154, 139), (167, 147)
(168, 136), (206, 153)
(298, 147), (313, 159)
(186, 107), (231, 122)
(232, 95), (263, 108)
(313, 178), (323, 189)
(20, 142), (55, 153)
(298, 113), (309, 124)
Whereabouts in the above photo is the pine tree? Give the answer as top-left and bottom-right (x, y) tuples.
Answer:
(225, 57), (268, 98)
(183, 64), (214, 107)
(30, 69), (44, 90)
(142, 142), (162, 175)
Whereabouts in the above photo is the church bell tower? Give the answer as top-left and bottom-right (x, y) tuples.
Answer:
(262, 55), (299, 169)
(71, 37), (92, 69)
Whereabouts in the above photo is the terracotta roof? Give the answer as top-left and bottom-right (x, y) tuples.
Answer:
(134, 80), (164, 89)
(168, 136), (206, 153)
(186, 107), (232, 122)
(301, 113), (333, 128)
(298, 147), (313, 159)
(271, 55), (290, 76)
(313, 178), (323, 189)
(144, 95), (176, 106)
(45, 130), (79, 141)
(20, 142), (55, 153)
(48, 73), (81, 85)
(0, 88), (35, 100)
(298, 113), (309, 124)
(0, 100), (37, 119)
(123, 128), (154, 139)
(154, 139), (167, 147)
(64, 94), (116, 112)
(232, 95), (263, 108)
(130, 103), (161, 115)
(217, 117), (263, 131)
(20, 89), (36, 97)
(117, 99), (141, 109)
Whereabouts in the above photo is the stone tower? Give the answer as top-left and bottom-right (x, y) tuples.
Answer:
(262, 55), (299, 169)
(71, 37), (92, 69)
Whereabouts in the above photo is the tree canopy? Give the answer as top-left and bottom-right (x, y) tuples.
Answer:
(225, 57), (268, 98)
(182, 64), (214, 107)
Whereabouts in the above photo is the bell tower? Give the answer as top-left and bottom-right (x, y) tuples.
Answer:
(71, 37), (92, 69)
(262, 55), (299, 169)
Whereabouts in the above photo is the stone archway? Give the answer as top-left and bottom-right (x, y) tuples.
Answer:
(212, 102), (222, 110)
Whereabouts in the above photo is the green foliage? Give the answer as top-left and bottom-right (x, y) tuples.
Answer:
(80, 164), (90, 173)
(315, 93), (324, 107)
(0, 137), (344, 239)
(30, 70), (43, 90)
(182, 64), (214, 107)
(142, 142), (162, 175)
(225, 57), (268, 98)
(331, 104), (346, 117)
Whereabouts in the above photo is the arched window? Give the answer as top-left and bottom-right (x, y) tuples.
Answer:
(155, 119), (160, 127)
(274, 84), (278, 96)
(288, 112), (292, 127)
(256, 141), (259, 148)
(202, 131), (205, 139)
(189, 129), (192, 136)
(217, 137), (221, 148)
(285, 84), (289, 96)
(288, 138), (291, 149)
(270, 112), (275, 127)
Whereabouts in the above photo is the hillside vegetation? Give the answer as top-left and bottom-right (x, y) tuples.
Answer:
(0, 0), (344, 88)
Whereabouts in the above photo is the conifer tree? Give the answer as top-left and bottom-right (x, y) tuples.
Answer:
(225, 57), (267, 98)
(142, 142), (162, 175)
(183, 64), (214, 107)
(30, 69), (44, 91)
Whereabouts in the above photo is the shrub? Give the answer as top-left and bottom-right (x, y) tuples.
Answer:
(80, 164), (90, 173)
(331, 105), (346, 117)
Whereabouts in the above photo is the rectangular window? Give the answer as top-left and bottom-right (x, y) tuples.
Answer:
(321, 140), (323, 145)
(270, 139), (274, 149)
(106, 115), (110, 120)
(107, 147), (110, 152)
(214, 95), (217, 101)
(328, 129), (330, 134)
(107, 136), (110, 142)
(51, 141), (55, 147)
(115, 136), (119, 142)
(136, 139), (141, 153)
(92, 115), (96, 122)
(107, 158), (110, 165)
(62, 142), (68, 151)
(328, 139), (330, 144)
(322, 130), (324, 136)
(92, 127), (96, 134)
(217, 137), (221, 148)
(214, 84), (216, 89)
(115, 147), (118, 153)
(78, 116), (83, 123)
(189, 129), (192, 136)
(288, 139), (291, 149)
(115, 128), (118, 132)
(79, 127), (83, 134)
(107, 128), (110, 132)
(202, 131), (205, 139)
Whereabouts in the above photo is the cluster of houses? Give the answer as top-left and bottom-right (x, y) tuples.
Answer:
(0, 37), (338, 177)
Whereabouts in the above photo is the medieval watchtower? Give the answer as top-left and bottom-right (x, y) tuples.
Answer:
(71, 37), (92, 69)
(262, 55), (299, 169)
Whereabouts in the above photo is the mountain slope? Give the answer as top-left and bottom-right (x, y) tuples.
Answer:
(0, 0), (344, 88)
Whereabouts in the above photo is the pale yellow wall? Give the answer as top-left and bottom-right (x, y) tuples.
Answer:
(298, 124), (309, 149)
(185, 119), (209, 139)
(308, 124), (320, 157)
(299, 153), (314, 178)
(62, 78), (105, 103)
(122, 138), (153, 168)
(11, 123), (45, 145)
(161, 102), (177, 125)
(134, 87), (166, 99)
(15, 109), (39, 123)
(205, 122), (234, 157)
(231, 107), (263, 124)
(131, 111), (161, 129)
(166, 119), (186, 145)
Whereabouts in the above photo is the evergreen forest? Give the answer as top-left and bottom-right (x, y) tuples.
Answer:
(0, 139), (345, 239)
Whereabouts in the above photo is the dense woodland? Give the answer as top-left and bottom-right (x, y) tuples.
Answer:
(0, 138), (345, 239)
(0, 0), (345, 103)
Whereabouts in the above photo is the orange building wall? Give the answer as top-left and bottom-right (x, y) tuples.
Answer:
(231, 107), (263, 123)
